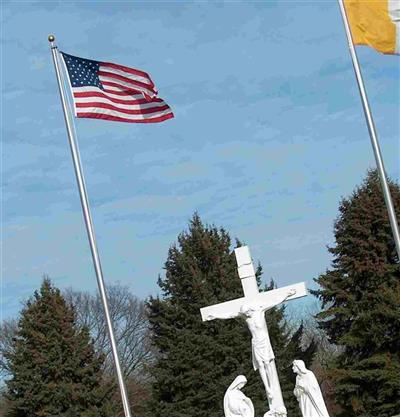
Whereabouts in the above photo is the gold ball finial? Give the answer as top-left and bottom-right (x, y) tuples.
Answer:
(48, 35), (55, 43)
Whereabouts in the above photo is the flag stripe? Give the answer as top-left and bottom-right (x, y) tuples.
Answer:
(72, 86), (144, 100)
(103, 87), (141, 96)
(77, 107), (174, 123)
(100, 79), (155, 98)
(101, 62), (153, 81)
(75, 98), (168, 111)
(98, 70), (156, 94)
(100, 65), (154, 87)
(74, 91), (164, 105)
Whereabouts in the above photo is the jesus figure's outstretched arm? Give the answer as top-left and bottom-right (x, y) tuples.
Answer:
(258, 288), (297, 313)
(204, 310), (240, 321)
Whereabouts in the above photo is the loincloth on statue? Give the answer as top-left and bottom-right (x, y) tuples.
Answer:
(251, 336), (275, 371)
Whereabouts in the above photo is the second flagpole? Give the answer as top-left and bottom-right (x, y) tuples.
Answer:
(338, 0), (400, 260)
(48, 35), (133, 417)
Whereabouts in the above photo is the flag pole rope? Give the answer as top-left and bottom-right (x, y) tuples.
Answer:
(48, 34), (134, 417)
(337, 0), (400, 261)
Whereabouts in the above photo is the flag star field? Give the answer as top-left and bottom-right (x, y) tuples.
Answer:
(62, 53), (102, 89)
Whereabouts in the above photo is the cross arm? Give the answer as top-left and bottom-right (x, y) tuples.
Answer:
(254, 282), (307, 312)
(201, 297), (246, 322)
(200, 282), (307, 322)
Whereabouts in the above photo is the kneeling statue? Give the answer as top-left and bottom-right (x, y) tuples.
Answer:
(224, 375), (254, 417)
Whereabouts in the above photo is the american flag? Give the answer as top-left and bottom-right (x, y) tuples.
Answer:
(60, 52), (174, 123)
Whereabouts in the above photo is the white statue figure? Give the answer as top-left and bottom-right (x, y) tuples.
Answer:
(206, 289), (296, 417)
(292, 360), (330, 417)
(201, 246), (308, 417)
(224, 375), (254, 417)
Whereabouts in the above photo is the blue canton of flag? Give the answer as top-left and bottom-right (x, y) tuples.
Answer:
(63, 53), (103, 90)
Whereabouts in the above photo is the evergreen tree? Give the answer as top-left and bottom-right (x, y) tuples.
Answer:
(313, 170), (400, 417)
(5, 278), (115, 417)
(147, 214), (315, 417)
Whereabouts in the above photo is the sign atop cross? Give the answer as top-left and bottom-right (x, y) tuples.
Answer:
(200, 246), (307, 322)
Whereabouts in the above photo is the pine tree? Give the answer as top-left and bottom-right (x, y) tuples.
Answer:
(313, 170), (400, 417)
(147, 214), (315, 417)
(5, 278), (115, 417)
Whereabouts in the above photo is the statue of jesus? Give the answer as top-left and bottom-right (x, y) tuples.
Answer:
(206, 288), (296, 417)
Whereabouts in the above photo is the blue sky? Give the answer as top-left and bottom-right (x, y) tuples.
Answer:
(2, 1), (399, 320)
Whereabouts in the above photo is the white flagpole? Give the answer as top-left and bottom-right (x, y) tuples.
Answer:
(338, 0), (400, 260)
(48, 35), (133, 417)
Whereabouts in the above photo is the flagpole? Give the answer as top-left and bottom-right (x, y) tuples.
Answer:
(48, 35), (133, 417)
(337, 0), (400, 260)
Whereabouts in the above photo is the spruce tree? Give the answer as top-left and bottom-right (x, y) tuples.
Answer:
(313, 170), (400, 417)
(147, 214), (315, 417)
(5, 278), (115, 417)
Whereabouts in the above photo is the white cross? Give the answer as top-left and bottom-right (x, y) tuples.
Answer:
(200, 245), (308, 417)
(200, 246), (307, 322)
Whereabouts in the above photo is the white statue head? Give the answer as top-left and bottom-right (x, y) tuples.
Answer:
(292, 359), (307, 375)
(228, 374), (247, 391)
(240, 303), (255, 317)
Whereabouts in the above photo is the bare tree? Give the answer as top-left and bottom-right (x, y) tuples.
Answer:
(1, 285), (153, 383)
(0, 319), (18, 378)
(64, 284), (153, 380)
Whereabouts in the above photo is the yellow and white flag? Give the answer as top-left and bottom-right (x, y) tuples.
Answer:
(344, 0), (400, 54)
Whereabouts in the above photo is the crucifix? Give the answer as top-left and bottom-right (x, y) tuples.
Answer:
(200, 246), (308, 417)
